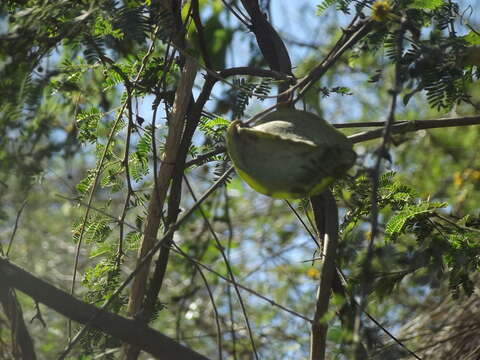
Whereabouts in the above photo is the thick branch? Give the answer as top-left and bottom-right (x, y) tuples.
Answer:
(126, 77), (218, 360)
(129, 71), (221, 359)
(0, 257), (210, 360)
(127, 57), (198, 319)
(0, 285), (37, 360)
(309, 191), (339, 360)
(142, 75), (217, 317)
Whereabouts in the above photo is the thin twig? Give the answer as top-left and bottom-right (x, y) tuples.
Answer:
(434, 213), (480, 234)
(58, 167), (234, 359)
(285, 200), (319, 248)
(57, 187), (315, 324)
(117, 86), (135, 261)
(152, 31), (177, 204)
(192, 0), (213, 69)
(30, 300), (47, 328)
(363, 308), (422, 359)
(295, 20), (373, 103)
(68, 98), (128, 340)
(224, 187), (238, 360)
(354, 22), (407, 357)
(242, 240), (313, 280)
(222, 0), (251, 28)
(185, 148), (226, 168)
(6, 199), (28, 256)
(67, 32), (158, 343)
(183, 175), (258, 359)
(172, 243), (313, 323)
(172, 240), (223, 360)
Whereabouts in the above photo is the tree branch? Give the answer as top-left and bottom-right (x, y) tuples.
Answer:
(62, 166), (234, 358)
(219, 66), (289, 80)
(348, 115), (480, 144)
(124, 57), (198, 360)
(309, 191), (339, 360)
(0, 257), (210, 360)
(0, 284), (37, 360)
(139, 74), (218, 323)
(127, 56), (198, 319)
(295, 20), (372, 101)
(185, 116), (480, 168)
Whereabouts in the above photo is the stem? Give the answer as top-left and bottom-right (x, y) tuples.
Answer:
(124, 57), (197, 360)
(309, 191), (339, 360)
(349, 115), (480, 143)
(0, 257), (209, 360)
(126, 57), (198, 319)
(59, 167), (235, 358)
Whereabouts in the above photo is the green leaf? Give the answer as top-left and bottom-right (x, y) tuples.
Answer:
(136, 131), (152, 163)
(76, 108), (103, 143)
(93, 16), (124, 39)
(316, 0), (342, 16)
(89, 242), (111, 258)
(385, 215), (408, 239)
(199, 116), (230, 142)
(125, 231), (142, 251)
(409, 0), (444, 10)
(76, 169), (96, 195)
(464, 31), (480, 45)
(385, 201), (447, 240)
(103, 68), (124, 91)
(85, 216), (112, 243)
(130, 158), (149, 182)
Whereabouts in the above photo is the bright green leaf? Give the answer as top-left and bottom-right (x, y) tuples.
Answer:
(409, 0), (444, 10)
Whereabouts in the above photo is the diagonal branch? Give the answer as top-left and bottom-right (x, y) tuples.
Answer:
(57, 191), (315, 324)
(239, 0), (292, 75)
(294, 19), (373, 102)
(0, 257), (209, 360)
(62, 166), (235, 358)
(183, 175), (258, 359)
(126, 56), (198, 319)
